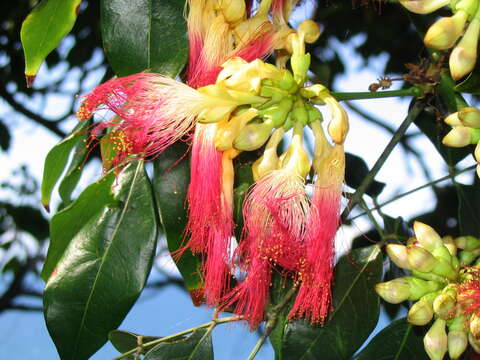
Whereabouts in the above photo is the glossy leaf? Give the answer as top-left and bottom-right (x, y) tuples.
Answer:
(41, 171), (116, 281)
(101, 0), (188, 77)
(353, 318), (427, 360)
(457, 183), (480, 238)
(280, 245), (383, 360)
(144, 328), (213, 360)
(41, 120), (88, 210)
(109, 330), (161, 355)
(44, 161), (158, 360)
(153, 142), (204, 300)
(20, 0), (81, 84)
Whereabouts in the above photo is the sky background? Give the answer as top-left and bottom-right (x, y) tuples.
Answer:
(0, 5), (478, 360)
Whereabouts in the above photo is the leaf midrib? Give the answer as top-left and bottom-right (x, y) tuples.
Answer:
(298, 245), (381, 360)
(71, 162), (142, 359)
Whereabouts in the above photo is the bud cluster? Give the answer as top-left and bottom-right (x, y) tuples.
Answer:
(376, 221), (480, 359)
(442, 106), (480, 177)
(399, 0), (480, 80)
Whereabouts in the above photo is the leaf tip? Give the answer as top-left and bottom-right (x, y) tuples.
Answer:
(189, 288), (205, 307)
(25, 74), (36, 88)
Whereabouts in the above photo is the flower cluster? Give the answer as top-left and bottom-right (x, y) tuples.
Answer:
(442, 106), (480, 177)
(76, 0), (348, 329)
(376, 221), (480, 359)
(399, 0), (480, 79)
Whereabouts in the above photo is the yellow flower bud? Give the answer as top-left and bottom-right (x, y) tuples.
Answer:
(399, 0), (450, 14)
(297, 20), (321, 44)
(324, 96), (349, 145)
(408, 293), (437, 325)
(233, 120), (274, 151)
(443, 126), (474, 147)
(424, 318), (448, 360)
(449, 18), (480, 80)
(424, 12), (468, 50)
(217, 0), (246, 24)
(444, 112), (462, 126)
(252, 128), (285, 181)
(413, 222), (444, 253)
(407, 245), (437, 272)
(442, 236), (457, 257)
(215, 108), (258, 151)
(469, 332), (480, 353)
(433, 292), (456, 319)
(279, 123), (311, 178)
(375, 278), (411, 304)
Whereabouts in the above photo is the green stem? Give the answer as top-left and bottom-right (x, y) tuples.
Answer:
(331, 87), (421, 102)
(112, 316), (242, 360)
(350, 165), (476, 221)
(247, 286), (298, 360)
(342, 100), (425, 220)
(359, 198), (385, 238)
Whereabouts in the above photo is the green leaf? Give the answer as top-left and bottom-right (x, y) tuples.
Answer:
(0, 120), (11, 151)
(41, 171), (116, 281)
(101, 0), (188, 77)
(457, 183), (480, 238)
(152, 142), (204, 299)
(44, 161), (158, 360)
(109, 330), (161, 355)
(144, 328), (213, 360)
(41, 120), (88, 210)
(353, 318), (427, 360)
(20, 0), (81, 85)
(281, 245), (383, 360)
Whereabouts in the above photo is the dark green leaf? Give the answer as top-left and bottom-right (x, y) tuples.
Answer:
(281, 245), (383, 360)
(345, 152), (385, 197)
(413, 101), (470, 166)
(41, 171), (116, 281)
(4, 204), (49, 239)
(101, 0), (188, 77)
(353, 318), (427, 360)
(144, 328), (213, 360)
(44, 161), (158, 360)
(0, 120), (11, 151)
(20, 0), (81, 83)
(457, 183), (480, 238)
(109, 330), (161, 355)
(382, 215), (410, 242)
(153, 142), (204, 299)
(41, 120), (88, 209)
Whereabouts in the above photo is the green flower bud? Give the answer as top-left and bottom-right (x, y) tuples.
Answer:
(259, 85), (289, 103)
(443, 126), (480, 147)
(424, 318), (448, 360)
(407, 245), (436, 272)
(233, 120), (274, 151)
(277, 70), (297, 93)
(375, 278), (411, 304)
(386, 244), (412, 270)
(455, 235), (480, 250)
(459, 249), (480, 265)
(448, 331), (468, 359)
(433, 292), (456, 319)
(291, 53), (311, 85)
(399, 0), (449, 14)
(305, 103), (323, 124)
(215, 108), (258, 151)
(405, 276), (444, 300)
(298, 20), (321, 44)
(458, 106), (480, 128)
(411, 269), (448, 284)
(413, 222), (452, 263)
(258, 97), (294, 127)
(291, 98), (309, 126)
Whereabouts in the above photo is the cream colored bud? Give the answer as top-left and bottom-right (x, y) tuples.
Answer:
(413, 222), (443, 252)
(471, 314), (480, 339)
(433, 293), (456, 319)
(444, 112), (462, 126)
(375, 278), (411, 304)
(407, 245), (436, 272)
(252, 128), (285, 181)
(475, 142), (480, 162)
(442, 236), (457, 256)
(408, 299), (434, 325)
(442, 126), (472, 147)
(219, 0), (246, 24)
(469, 332), (480, 353)
(324, 96), (349, 144)
(399, 0), (450, 14)
(448, 331), (468, 359)
(386, 244), (412, 270)
(298, 20), (321, 44)
(424, 318), (448, 360)
(449, 19), (480, 80)
(424, 12), (468, 50)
